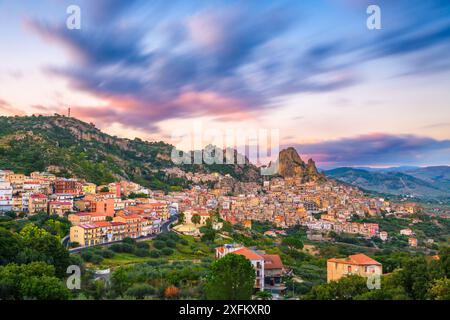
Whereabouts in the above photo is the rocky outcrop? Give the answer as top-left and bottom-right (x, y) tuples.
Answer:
(278, 147), (324, 182)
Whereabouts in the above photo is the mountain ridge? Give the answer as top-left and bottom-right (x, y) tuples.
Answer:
(326, 166), (450, 200)
(0, 115), (260, 189)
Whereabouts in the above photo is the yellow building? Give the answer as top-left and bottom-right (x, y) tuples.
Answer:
(28, 193), (48, 214)
(327, 253), (382, 282)
(82, 183), (97, 195)
(70, 221), (126, 247)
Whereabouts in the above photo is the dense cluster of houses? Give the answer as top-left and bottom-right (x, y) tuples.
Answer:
(1, 168), (428, 249)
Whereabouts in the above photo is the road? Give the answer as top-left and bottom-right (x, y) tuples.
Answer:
(67, 214), (178, 253)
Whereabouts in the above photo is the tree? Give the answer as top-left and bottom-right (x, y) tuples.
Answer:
(16, 224), (70, 277)
(205, 254), (256, 300)
(396, 257), (430, 300)
(282, 237), (304, 250)
(90, 278), (108, 300)
(100, 187), (110, 193)
(428, 278), (450, 300)
(191, 214), (201, 225)
(255, 290), (272, 300)
(0, 262), (69, 300)
(0, 228), (23, 265)
(111, 268), (131, 297)
(4, 211), (17, 219)
(439, 247), (450, 278)
(201, 228), (216, 243)
(306, 275), (368, 300)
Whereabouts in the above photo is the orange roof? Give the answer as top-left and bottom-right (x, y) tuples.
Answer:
(216, 247), (224, 253)
(263, 254), (284, 270)
(93, 221), (111, 227)
(232, 248), (264, 261)
(328, 253), (381, 266)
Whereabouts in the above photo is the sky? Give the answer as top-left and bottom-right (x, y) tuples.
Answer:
(0, 0), (450, 168)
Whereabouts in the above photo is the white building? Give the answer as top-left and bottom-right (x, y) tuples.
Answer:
(0, 181), (13, 212)
(400, 228), (413, 236)
(379, 231), (388, 241)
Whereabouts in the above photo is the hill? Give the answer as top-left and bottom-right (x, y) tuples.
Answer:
(0, 115), (260, 189)
(325, 167), (450, 200)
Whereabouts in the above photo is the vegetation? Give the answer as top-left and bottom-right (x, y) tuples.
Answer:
(0, 115), (260, 190)
(205, 254), (256, 300)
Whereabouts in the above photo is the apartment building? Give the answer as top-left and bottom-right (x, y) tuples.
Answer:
(54, 178), (80, 195)
(68, 212), (107, 226)
(70, 221), (126, 247)
(48, 201), (72, 216)
(113, 214), (142, 238)
(28, 193), (48, 214)
(0, 181), (13, 212)
(327, 253), (382, 282)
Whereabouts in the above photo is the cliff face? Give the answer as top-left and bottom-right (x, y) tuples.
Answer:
(278, 147), (324, 182)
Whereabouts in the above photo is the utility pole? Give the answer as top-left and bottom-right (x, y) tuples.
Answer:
(68, 107), (71, 117)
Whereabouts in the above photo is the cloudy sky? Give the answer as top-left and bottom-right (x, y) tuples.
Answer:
(0, 0), (450, 168)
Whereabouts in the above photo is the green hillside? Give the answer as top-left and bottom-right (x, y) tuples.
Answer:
(0, 115), (260, 189)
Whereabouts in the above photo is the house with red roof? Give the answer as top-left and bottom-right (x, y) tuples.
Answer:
(327, 253), (382, 282)
(215, 244), (286, 294)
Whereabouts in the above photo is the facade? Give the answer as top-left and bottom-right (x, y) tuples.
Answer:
(184, 208), (210, 225)
(68, 212), (107, 226)
(54, 179), (80, 195)
(28, 193), (48, 214)
(70, 221), (126, 246)
(379, 231), (388, 241)
(82, 183), (97, 195)
(0, 181), (13, 212)
(262, 254), (286, 295)
(48, 201), (72, 216)
(327, 253), (382, 282)
(91, 198), (115, 216)
(113, 215), (142, 238)
(408, 237), (418, 247)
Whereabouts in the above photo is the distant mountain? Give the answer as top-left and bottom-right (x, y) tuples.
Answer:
(353, 166), (420, 172)
(404, 166), (450, 190)
(0, 115), (260, 189)
(325, 167), (450, 199)
(277, 147), (325, 182)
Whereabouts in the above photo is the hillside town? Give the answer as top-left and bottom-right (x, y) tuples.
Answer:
(0, 167), (427, 249)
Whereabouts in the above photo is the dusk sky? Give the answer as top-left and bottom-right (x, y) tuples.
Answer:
(1, 0), (450, 168)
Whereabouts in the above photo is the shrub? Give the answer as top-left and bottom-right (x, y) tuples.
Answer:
(135, 248), (149, 257)
(90, 254), (104, 264)
(99, 249), (115, 259)
(136, 242), (150, 249)
(110, 244), (123, 252)
(80, 250), (94, 262)
(153, 240), (166, 250)
(166, 240), (176, 248)
(161, 248), (174, 256)
(149, 250), (161, 258)
(110, 243), (134, 253)
(125, 283), (156, 299)
(123, 237), (136, 245)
